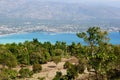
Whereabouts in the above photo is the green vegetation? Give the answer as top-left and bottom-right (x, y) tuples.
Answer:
(19, 68), (33, 78)
(33, 64), (42, 73)
(53, 71), (63, 80)
(52, 56), (61, 65)
(0, 68), (18, 80)
(0, 27), (120, 80)
(63, 61), (72, 69)
(77, 27), (117, 79)
(0, 52), (17, 68)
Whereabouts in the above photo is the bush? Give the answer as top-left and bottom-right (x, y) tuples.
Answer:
(38, 77), (45, 80)
(63, 61), (72, 69)
(30, 52), (47, 64)
(107, 69), (120, 79)
(30, 52), (41, 64)
(53, 71), (62, 80)
(19, 68), (33, 78)
(0, 68), (18, 80)
(44, 52), (51, 61)
(77, 64), (85, 74)
(66, 65), (78, 79)
(53, 49), (64, 56)
(33, 64), (42, 73)
(52, 56), (61, 65)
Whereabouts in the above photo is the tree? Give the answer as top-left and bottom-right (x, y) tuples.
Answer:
(33, 38), (39, 45)
(77, 27), (116, 79)
(113, 45), (120, 69)
(106, 45), (120, 79)
(68, 42), (77, 55)
(0, 52), (17, 68)
(77, 27), (109, 55)
(66, 65), (78, 79)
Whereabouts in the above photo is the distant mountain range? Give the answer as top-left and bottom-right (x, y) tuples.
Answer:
(0, 0), (120, 34)
(0, 0), (120, 21)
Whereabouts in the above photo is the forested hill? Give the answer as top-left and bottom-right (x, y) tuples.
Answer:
(0, 0), (120, 21)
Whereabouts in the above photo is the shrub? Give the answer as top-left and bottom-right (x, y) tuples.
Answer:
(53, 49), (64, 56)
(19, 68), (33, 78)
(107, 69), (120, 79)
(0, 68), (18, 80)
(30, 52), (47, 64)
(30, 52), (41, 64)
(77, 64), (85, 74)
(53, 71), (62, 80)
(44, 52), (51, 61)
(52, 56), (61, 65)
(33, 64), (42, 73)
(38, 77), (45, 80)
(66, 65), (78, 79)
(63, 61), (72, 69)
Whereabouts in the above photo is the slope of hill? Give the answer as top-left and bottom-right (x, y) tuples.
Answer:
(0, 0), (120, 21)
(0, 0), (120, 34)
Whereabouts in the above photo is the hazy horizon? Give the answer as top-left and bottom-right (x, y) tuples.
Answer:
(0, 0), (120, 7)
(32, 0), (120, 7)
(0, 0), (120, 39)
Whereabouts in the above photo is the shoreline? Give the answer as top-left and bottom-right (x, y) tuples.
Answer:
(0, 30), (120, 37)
(0, 32), (29, 37)
(0, 31), (119, 44)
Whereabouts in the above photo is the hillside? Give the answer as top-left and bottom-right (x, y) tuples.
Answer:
(0, 0), (120, 20)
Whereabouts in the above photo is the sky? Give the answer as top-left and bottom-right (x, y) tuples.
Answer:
(45, 0), (120, 7)
(44, 0), (120, 3)
(0, 0), (120, 3)
(0, 0), (120, 8)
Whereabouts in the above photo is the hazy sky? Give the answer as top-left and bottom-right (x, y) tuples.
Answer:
(1, 0), (120, 3)
(48, 0), (120, 7)
(1, 0), (120, 4)
(0, 0), (120, 7)
(45, 0), (120, 3)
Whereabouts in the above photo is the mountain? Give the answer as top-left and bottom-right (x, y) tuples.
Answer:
(0, 0), (120, 21)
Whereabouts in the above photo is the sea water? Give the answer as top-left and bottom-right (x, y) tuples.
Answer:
(0, 32), (120, 45)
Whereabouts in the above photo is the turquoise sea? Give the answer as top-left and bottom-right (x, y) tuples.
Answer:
(0, 32), (120, 44)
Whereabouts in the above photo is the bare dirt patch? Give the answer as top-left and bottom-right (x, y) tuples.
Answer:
(13, 57), (90, 80)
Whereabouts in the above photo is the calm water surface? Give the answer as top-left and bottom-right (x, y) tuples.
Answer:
(0, 32), (120, 44)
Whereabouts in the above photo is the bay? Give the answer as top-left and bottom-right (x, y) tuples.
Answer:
(0, 32), (120, 45)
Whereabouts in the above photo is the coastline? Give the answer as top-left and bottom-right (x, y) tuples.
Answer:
(0, 32), (29, 37)
(0, 31), (119, 45)
(0, 29), (120, 37)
